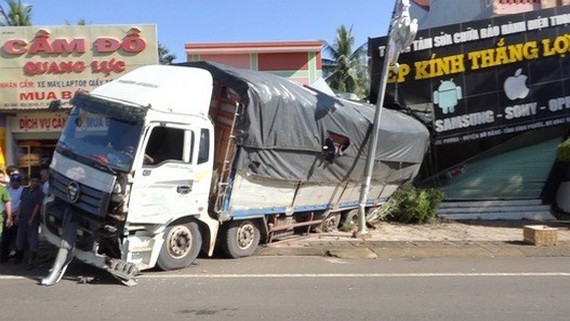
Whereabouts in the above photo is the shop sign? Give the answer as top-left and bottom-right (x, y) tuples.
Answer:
(11, 112), (68, 133)
(0, 25), (157, 110)
(369, 6), (570, 145)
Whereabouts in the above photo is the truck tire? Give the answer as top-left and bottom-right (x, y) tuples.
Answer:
(313, 212), (341, 233)
(340, 209), (359, 232)
(156, 221), (202, 271)
(219, 220), (260, 258)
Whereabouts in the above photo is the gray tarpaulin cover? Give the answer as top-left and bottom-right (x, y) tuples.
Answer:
(178, 61), (429, 185)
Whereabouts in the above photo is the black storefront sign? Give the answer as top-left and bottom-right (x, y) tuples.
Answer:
(369, 6), (570, 145)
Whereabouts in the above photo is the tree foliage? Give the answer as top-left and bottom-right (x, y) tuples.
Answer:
(322, 25), (369, 99)
(158, 42), (177, 65)
(65, 19), (87, 25)
(0, 0), (32, 26)
(557, 137), (570, 163)
(387, 184), (443, 224)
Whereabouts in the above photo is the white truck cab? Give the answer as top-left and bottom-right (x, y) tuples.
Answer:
(42, 66), (220, 284)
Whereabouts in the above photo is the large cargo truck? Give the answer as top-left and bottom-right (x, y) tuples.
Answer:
(40, 61), (429, 285)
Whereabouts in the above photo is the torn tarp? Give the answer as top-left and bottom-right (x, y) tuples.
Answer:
(177, 61), (430, 185)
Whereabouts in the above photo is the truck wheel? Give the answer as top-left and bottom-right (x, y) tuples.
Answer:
(313, 212), (341, 233)
(340, 209), (359, 232)
(156, 221), (202, 271)
(220, 220), (260, 258)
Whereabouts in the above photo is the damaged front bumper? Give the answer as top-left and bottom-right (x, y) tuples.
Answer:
(41, 223), (107, 269)
(41, 200), (163, 286)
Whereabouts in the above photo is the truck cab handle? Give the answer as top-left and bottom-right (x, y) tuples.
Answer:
(177, 185), (192, 194)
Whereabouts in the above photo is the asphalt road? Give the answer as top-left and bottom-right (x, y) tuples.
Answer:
(1, 256), (569, 321)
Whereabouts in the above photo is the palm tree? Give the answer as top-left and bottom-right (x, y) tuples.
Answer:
(0, 0), (32, 26)
(158, 42), (177, 65)
(322, 25), (369, 99)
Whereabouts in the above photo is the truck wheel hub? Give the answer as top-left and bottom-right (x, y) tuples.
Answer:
(323, 215), (339, 232)
(236, 224), (255, 249)
(167, 225), (192, 258)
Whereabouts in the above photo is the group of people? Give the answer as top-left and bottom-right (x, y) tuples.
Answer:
(0, 167), (48, 270)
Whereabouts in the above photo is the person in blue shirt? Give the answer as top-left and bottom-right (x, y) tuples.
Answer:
(16, 173), (44, 270)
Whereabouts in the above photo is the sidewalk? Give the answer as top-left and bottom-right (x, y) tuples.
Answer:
(257, 220), (570, 259)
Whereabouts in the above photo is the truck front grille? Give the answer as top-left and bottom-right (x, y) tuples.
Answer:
(43, 200), (95, 252)
(50, 171), (111, 218)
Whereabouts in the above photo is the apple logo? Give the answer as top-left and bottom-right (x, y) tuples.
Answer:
(504, 68), (530, 100)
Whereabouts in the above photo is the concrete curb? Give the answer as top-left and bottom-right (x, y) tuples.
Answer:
(256, 241), (570, 259)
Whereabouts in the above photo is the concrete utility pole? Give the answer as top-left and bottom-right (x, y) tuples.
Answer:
(355, 0), (418, 236)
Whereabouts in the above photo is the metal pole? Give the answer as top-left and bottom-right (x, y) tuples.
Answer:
(355, 0), (416, 235)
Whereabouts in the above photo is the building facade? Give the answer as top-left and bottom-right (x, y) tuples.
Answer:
(185, 41), (323, 85)
(368, 1), (570, 217)
(411, 0), (570, 29)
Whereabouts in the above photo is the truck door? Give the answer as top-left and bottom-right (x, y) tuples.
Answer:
(128, 124), (211, 224)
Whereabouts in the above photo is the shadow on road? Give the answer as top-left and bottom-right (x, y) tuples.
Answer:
(0, 258), (118, 285)
(1, 247), (234, 286)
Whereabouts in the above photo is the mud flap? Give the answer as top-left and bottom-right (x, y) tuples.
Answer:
(40, 209), (79, 286)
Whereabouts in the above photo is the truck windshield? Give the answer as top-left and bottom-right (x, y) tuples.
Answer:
(57, 104), (144, 173)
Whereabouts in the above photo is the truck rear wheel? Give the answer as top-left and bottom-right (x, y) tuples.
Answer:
(313, 212), (341, 233)
(219, 220), (260, 258)
(340, 209), (359, 232)
(156, 221), (202, 271)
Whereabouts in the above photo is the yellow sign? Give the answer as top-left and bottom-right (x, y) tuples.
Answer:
(387, 37), (565, 83)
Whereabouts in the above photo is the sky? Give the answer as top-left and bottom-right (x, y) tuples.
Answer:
(19, 0), (394, 63)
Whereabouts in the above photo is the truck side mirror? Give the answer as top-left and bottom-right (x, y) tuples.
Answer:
(48, 100), (61, 112)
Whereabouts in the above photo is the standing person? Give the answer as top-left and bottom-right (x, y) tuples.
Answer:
(40, 166), (49, 196)
(16, 173), (44, 270)
(1, 173), (24, 263)
(0, 171), (12, 258)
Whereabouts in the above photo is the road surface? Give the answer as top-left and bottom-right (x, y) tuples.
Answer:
(1, 256), (569, 321)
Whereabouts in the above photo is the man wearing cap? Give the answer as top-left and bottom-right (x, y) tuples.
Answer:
(0, 172), (12, 260)
(1, 172), (24, 263)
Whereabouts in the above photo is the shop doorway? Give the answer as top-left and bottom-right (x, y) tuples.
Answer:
(14, 139), (57, 178)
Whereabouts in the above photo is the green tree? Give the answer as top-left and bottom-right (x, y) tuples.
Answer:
(65, 19), (87, 25)
(322, 25), (369, 99)
(0, 0), (32, 26)
(158, 42), (177, 65)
